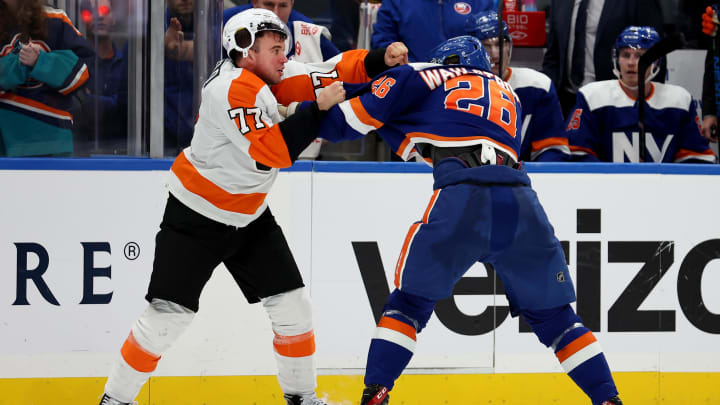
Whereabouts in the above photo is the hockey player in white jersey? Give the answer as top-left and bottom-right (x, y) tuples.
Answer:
(565, 26), (715, 163)
(98, 9), (347, 405)
(465, 11), (571, 161)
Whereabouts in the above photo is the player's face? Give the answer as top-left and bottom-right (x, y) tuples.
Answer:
(252, 0), (293, 23)
(618, 48), (649, 88)
(480, 37), (511, 77)
(251, 32), (288, 85)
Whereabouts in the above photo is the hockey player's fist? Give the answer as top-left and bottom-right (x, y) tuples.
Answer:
(385, 42), (409, 66)
(702, 5), (720, 37)
(316, 81), (346, 111)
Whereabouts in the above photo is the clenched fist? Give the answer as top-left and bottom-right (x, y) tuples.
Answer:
(316, 81), (346, 111)
(19, 43), (43, 67)
(384, 42), (409, 66)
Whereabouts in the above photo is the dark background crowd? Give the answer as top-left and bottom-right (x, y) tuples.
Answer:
(1, 0), (718, 163)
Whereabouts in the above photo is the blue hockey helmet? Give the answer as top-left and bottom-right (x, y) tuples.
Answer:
(464, 11), (511, 43)
(428, 35), (493, 72)
(612, 26), (661, 82)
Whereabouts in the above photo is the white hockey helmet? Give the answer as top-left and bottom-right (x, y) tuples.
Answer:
(222, 8), (288, 58)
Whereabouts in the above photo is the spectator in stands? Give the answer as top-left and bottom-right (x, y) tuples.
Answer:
(565, 26), (715, 163)
(542, 0), (664, 117)
(371, 0), (494, 63)
(701, 4), (719, 143)
(224, 0), (340, 62)
(163, 0), (196, 153)
(76, 0), (127, 155)
(0, 0), (94, 157)
(466, 11), (570, 161)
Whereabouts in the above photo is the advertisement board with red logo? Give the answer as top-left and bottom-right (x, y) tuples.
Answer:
(503, 11), (546, 47)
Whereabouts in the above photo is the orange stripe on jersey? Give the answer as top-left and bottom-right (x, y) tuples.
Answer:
(334, 49), (371, 83)
(228, 70), (292, 168)
(228, 69), (264, 107)
(272, 75), (317, 105)
(569, 145), (598, 157)
(394, 222), (421, 288)
(60, 65), (89, 95)
(531, 137), (569, 152)
(245, 125), (293, 168)
(422, 190), (440, 223)
(555, 331), (597, 363)
(619, 81), (655, 101)
(120, 332), (161, 373)
(378, 316), (416, 340)
(0, 92), (73, 120)
(676, 148), (715, 160)
(171, 152), (267, 214)
(350, 98), (383, 128)
(273, 330), (316, 358)
(405, 132), (519, 162)
(45, 11), (82, 36)
(397, 137), (413, 158)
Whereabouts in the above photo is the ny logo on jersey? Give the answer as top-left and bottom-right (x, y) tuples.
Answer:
(612, 131), (674, 162)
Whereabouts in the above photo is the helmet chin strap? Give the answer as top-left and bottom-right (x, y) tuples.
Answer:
(614, 62), (660, 90)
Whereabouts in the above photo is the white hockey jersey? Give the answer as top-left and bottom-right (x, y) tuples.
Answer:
(167, 61), (286, 227)
(166, 50), (376, 227)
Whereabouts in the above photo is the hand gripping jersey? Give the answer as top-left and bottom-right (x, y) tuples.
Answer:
(319, 63), (522, 163)
(506, 67), (570, 161)
(272, 49), (380, 106)
(566, 80), (715, 163)
(167, 51), (375, 227)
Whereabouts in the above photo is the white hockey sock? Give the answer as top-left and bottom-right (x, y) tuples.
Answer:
(262, 288), (317, 395)
(104, 299), (194, 402)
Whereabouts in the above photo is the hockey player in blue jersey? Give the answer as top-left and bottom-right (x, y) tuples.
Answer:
(465, 11), (571, 161)
(566, 26), (715, 163)
(315, 36), (623, 405)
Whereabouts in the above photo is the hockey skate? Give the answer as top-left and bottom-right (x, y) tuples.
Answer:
(601, 396), (623, 405)
(98, 393), (136, 405)
(360, 384), (390, 405)
(284, 392), (327, 405)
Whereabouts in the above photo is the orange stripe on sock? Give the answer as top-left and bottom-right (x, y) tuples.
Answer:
(120, 332), (161, 373)
(555, 331), (597, 363)
(273, 330), (316, 358)
(378, 316), (416, 340)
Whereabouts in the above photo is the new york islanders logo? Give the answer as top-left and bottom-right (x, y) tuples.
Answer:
(454, 2), (472, 15)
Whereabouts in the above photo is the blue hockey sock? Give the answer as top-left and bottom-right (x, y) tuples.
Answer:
(523, 305), (618, 404)
(364, 290), (435, 390)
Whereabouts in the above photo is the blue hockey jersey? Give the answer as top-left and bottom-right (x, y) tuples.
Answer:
(506, 67), (570, 162)
(320, 63), (522, 164)
(566, 80), (714, 163)
(0, 7), (94, 156)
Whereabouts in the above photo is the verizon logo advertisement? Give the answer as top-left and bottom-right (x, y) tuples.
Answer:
(1, 168), (718, 377)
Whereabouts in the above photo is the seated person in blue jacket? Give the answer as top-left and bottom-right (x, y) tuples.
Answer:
(224, 0), (340, 62)
(307, 35), (624, 405)
(371, 0), (495, 62)
(0, 0), (94, 157)
(466, 11), (570, 161)
(565, 26), (715, 163)
(76, 0), (127, 155)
